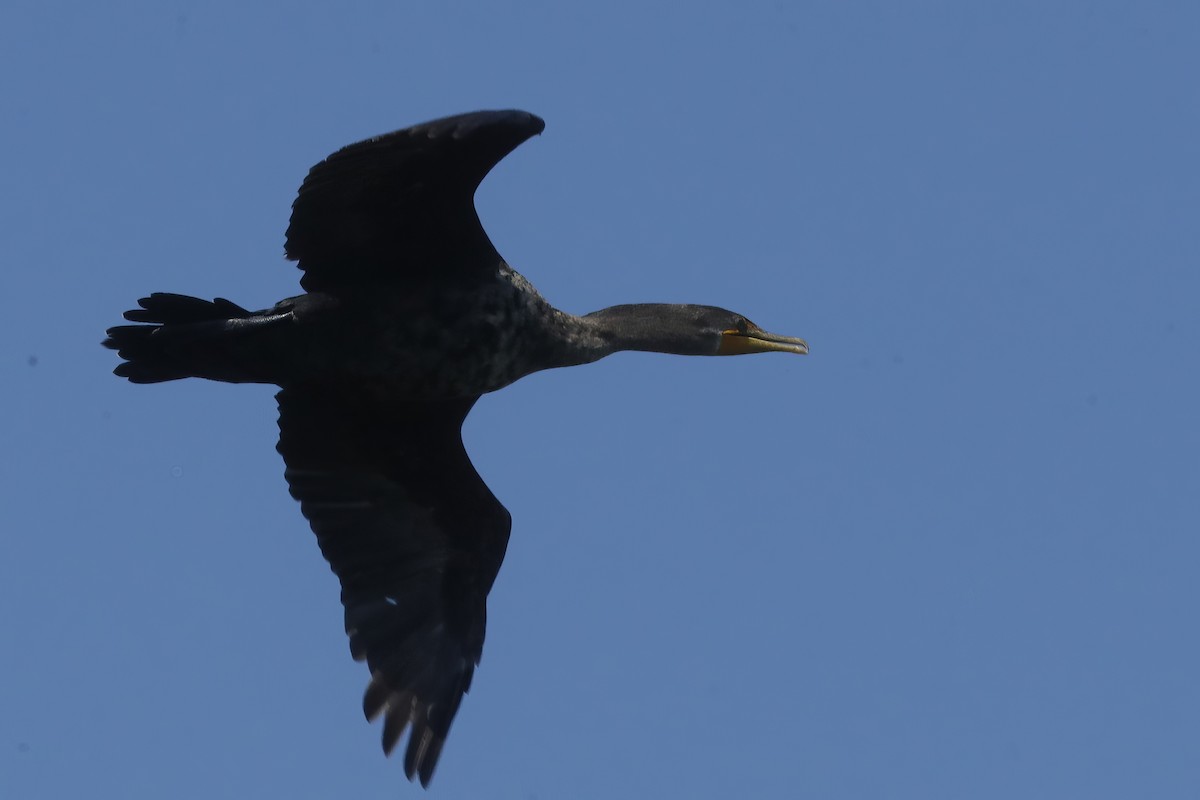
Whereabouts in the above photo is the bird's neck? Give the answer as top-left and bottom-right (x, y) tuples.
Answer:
(561, 303), (714, 359)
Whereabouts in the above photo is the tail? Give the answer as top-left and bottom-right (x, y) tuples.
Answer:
(103, 293), (281, 384)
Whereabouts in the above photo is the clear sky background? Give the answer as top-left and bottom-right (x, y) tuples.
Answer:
(3, 2), (1198, 799)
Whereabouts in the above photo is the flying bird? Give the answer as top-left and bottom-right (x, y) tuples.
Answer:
(103, 110), (808, 787)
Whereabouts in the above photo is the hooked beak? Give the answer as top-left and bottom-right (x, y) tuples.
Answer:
(717, 326), (809, 356)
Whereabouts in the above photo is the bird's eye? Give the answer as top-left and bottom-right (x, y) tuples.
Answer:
(736, 319), (749, 334)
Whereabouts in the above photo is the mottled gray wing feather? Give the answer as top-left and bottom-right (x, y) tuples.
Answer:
(276, 384), (511, 787)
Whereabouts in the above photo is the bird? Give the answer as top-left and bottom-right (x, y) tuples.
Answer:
(103, 110), (808, 787)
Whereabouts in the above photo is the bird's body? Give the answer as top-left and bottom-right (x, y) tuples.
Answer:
(104, 110), (807, 787)
(150, 265), (578, 394)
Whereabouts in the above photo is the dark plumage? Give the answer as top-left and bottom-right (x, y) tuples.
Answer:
(103, 110), (807, 787)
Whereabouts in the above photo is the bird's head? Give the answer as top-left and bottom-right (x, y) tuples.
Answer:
(583, 303), (808, 357)
(703, 307), (810, 356)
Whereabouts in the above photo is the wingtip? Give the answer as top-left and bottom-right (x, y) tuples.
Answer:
(404, 727), (443, 788)
(415, 109), (545, 142)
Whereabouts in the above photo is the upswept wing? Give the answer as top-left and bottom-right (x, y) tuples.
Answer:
(276, 384), (511, 786)
(284, 110), (545, 292)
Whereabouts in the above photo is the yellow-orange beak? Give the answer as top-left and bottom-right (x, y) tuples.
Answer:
(717, 327), (809, 356)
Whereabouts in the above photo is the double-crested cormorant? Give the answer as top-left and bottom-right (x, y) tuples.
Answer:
(103, 110), (808, 787)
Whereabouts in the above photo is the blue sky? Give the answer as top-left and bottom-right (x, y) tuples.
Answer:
(3, 2), (1198, 798)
